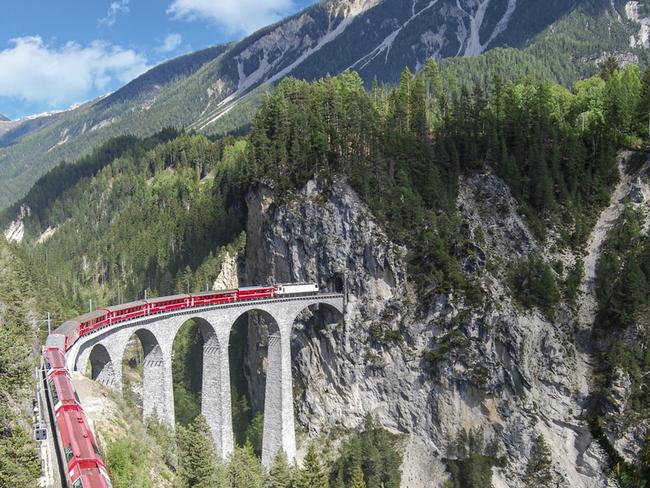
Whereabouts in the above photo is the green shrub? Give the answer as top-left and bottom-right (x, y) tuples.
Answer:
(509, 256), (560, 315)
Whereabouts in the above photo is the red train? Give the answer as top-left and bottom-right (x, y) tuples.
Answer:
(51, 284), (318, 351)
(43, 347), (112, 488)
(41, 283), (320, 487)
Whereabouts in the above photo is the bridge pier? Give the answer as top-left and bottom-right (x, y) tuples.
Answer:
(142, 357), (175, 425)
(261, 320), (296, 468)
(201, 328), (234, 459)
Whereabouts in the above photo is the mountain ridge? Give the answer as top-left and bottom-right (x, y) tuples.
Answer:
(0, 0), (649, 209)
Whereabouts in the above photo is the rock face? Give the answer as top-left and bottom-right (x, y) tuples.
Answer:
(241, 174), (627, 486)
(3, 204), (29, 243)
(212, 251), (240, 290)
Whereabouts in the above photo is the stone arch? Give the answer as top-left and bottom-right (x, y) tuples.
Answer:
(87, 343), (117, 387)
(288, 302), (345, 459)
(172, 316), (234, 458)
(229, 309), (281, 410)
(231, 308), (282, 339)
(290, 302), (345, 332)
(124, 328), (171, 423)
(229, 308), (287, 466)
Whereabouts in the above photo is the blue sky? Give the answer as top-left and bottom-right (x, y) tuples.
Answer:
(0, 0), (315, 119)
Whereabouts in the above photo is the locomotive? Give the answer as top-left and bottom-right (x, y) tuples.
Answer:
(42, 347), (112, 488)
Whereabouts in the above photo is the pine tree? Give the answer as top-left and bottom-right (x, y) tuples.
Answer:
(295, 443), (329, 488)
(600, 56), (619, 81)
(229, 442), (264, 488)
(639, 430), (650, 483)
(524, 434), (555, 487)
(176, 415), (224, 488)
(332, 468), (345, 488)
(268, 450), (294, 488)
(637, 66), (650, 140)
(349, 465), (366, 488)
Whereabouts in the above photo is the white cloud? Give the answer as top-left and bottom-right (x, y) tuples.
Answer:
(157, 33), (183, 53)
(0, 36), (149, 108)
(167, 0), (296, 34)
(100, 0), (130, 26)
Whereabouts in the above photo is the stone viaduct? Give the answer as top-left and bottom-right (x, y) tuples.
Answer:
(64, 294), (344, 467)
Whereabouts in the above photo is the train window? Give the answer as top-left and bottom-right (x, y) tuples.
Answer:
(72, 478), (83, 488)
(44, 358), (51, 370)
(49, 381), (59, 405)
(65, 444), (74, 461)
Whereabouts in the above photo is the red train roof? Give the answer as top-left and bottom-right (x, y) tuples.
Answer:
(190, 289), (237, 297)
(145, 294), (190, 304)
(76, 310), (107, 322)
(102, 300), (146, 313)
(54, 318), (82, 335)
(44, 347), (66, 370)
(74, 463), (112, 488)
(49, 371), (78, 406)
(55, 406), (101, 463)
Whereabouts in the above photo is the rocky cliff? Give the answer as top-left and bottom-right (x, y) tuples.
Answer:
(240, 156), (650, 486)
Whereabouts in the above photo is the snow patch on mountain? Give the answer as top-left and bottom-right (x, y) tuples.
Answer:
(37, 226), (58, 244)
(195, 4), (379, 131)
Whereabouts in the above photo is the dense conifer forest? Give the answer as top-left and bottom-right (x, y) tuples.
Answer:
(0, 239), (42, 487)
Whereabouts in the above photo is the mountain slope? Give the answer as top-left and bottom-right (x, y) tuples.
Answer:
(0, 113), (9, 122)
(1, 0), (649, 209)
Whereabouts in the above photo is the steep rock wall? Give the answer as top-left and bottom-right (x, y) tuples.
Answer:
(241, 175), (618, 487)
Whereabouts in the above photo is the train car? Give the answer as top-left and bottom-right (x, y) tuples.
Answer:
(102, 300), (147, 325)
(73, 460), (113, 488)
(45, 333), (69, 351)
(78, 310), (109, 337)
(47, 369), (80, 414)
(190, 289), (238, 307)
(146, 294), (191, 314)
(48, 319), (82, 352)
(237, 286), (275, 301)
(274, 283), (319, 296)
(55, 405), (112, 488)
(43, 346), (67, 375)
